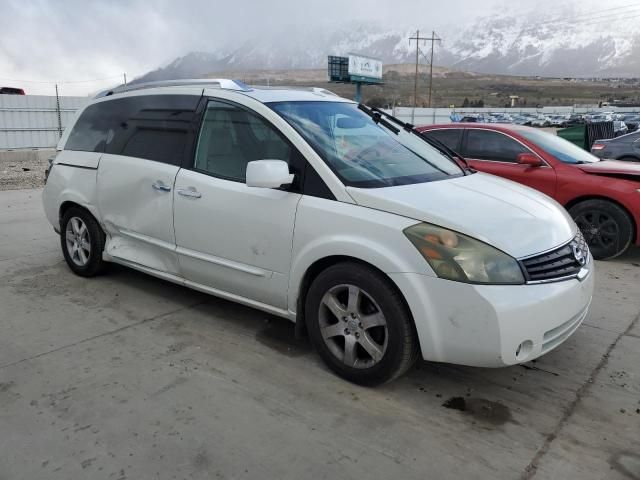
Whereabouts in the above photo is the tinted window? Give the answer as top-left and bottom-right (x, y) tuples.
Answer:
(422, 129), (463, 151)
(65, 95), (199, 165)
(465, 129), (530, 162)
(303, 164), (336, 200)
(105, 95), (199, 165)
(65, 102), (111, 153)
(194, 101), (294, 182)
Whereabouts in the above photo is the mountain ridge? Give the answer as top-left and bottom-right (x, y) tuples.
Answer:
(134, 14), (640, 83)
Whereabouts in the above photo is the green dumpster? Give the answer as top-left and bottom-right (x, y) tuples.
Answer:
(557, 125), (587, 150)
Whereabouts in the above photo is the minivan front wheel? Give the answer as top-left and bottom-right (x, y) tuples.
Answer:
(60, 207), (106, 277)
(305, 262), (419, 386)
(570, 200), (633, 260)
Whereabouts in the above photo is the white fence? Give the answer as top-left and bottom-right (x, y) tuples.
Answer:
(390, 106), (640, 126)
(0, 95), (88, 149)
(2, 96), (639, 149)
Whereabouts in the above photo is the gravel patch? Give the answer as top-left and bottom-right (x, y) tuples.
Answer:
(0, 149), (53, 191)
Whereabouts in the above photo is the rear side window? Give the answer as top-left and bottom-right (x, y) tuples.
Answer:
(65, 95), (200, 165)
(422, 129), (463, 151)
(464, 129), (530, 163)
(65, 102), (111, 153)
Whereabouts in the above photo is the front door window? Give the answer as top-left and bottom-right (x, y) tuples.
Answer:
(194, 101), (293, 182)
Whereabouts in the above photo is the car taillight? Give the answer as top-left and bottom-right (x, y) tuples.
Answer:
(591, 143), (606, 151)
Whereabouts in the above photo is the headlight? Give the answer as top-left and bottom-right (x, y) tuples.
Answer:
(404, 223), (525, 285)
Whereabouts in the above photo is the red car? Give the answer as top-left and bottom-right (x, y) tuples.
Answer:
(0, 87), (25, 95)
(417, 124), (640, 259)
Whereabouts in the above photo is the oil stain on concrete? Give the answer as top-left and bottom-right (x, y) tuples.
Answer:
(443, 396), (514, 426)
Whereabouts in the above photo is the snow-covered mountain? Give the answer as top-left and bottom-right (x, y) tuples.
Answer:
(135, 13), (640, 82)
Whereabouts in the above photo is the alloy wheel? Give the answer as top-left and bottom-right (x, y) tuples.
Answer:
(574, 211), (619, 250)
(65, 216), (91, 266)
(318, 284), (388, 369)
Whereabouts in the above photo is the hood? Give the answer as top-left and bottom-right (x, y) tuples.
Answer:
(346, 172), (576, 259)
(577, 159), (640, 178)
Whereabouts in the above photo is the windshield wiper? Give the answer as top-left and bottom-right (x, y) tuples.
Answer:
(363, 105), (475, 175)
(358, 104), (400, 135)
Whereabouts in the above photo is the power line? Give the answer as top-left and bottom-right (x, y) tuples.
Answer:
(571, 11), (640, 26)
(426, 31), (441, 108)
(537, 2), (640, 26)
(409, 30), (428, 115)
(557, 8), (640, 25)
(0, 74), (137, 85)
(538, 2), (640, 25)
(409, 30), (441, 113)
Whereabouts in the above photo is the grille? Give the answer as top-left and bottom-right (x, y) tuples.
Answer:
(521, 232), (589, 282)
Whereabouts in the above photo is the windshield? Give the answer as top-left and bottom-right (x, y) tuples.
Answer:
(518, 128), (600, 164)
(268, 101), (463, 188)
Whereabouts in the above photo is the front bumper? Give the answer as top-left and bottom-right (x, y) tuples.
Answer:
(389, 261), (594, 367)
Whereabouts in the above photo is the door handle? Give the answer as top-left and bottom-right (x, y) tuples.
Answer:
(152, 181), (171, 192)
(177, 187), (202, 199)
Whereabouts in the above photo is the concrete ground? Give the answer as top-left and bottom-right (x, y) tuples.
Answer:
(1, 188), (639, 480)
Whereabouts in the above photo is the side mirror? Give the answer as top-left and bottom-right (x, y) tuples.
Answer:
(246, 160), (294, 189)
(517, 153), (543, 167)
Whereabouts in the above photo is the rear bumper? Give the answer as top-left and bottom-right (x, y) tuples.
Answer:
(390, 259), (594, 367)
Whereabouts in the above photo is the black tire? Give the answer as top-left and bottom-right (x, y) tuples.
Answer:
(305, 262), (419, 386)
(618, 156), (640, 163)
(569, 200), (634, 260)
(60, 206), (107, 277)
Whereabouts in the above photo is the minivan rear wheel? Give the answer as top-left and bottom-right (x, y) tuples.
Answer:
(569, 200), (633, 260)
(305, 262), (419, 386)
(60, 207), (107, 277)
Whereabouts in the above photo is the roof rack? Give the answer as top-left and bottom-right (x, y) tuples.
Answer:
(95, 78), (252, 98)
(251, 85), (338, 96)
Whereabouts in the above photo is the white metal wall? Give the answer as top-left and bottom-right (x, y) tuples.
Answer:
(2, 96), (639, 148)
(389, 106), (640, 126)
(0, 95), (88, 149)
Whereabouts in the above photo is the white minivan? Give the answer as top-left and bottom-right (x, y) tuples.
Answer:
(43, 79), (594, 385)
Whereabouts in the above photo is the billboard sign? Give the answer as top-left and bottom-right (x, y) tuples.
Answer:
(348, 54), (382, 82)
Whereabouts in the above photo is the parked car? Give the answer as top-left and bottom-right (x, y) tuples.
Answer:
(591, 131), (640, 162)
(561, 114), (585, 128)
(418, 124), (640, 259)
(531, 115), (550, 127)
(0, 87), (25, 95)
(614, 121), (629, 137)
(548, 115), (568, 127)
(42, 82), (594, 385)
(588, 113), (614, 123)
(621, 114), (640, 132)
(488, 113), (513, 124)
(511, 114), (535, 126)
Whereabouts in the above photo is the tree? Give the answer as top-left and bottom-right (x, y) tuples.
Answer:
(462, 97), (470, 108)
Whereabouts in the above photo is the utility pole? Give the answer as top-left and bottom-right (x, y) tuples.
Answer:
(54, 84), (63, 139)
(409, 30), (427, 122)
(427, 31), (442, 108)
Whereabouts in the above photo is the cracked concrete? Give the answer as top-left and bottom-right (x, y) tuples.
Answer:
(1, 188), (639, 480)
(523, 310), (640, 479)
